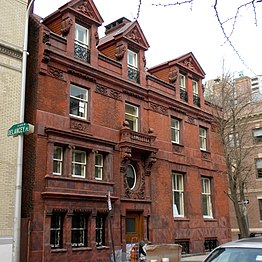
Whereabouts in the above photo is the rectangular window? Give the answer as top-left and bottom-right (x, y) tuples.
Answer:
(256, 159), (262, 178)
(179, 74), (186, 90)
(53, 146), (63, 175)
(96, 213), (106, 247)
(172, 173), (184, 217)
(70, 84), (88, 119)
(199, 127), (207, 151)
(128, 50), (138, 68)
(50, 213), (64, 249)
(125, 103), (139, 131)
(72, 150), (86, 178)
(72, 213), (87, 247)
(171, 118), (180, 144)
(202, 177), (213, 218)
(95, 154), (103, 180)
(74, 23), (90, 62)
(192, 80), (198, 95)
(259, 199), (262, 220)
(127, 49), (139, 83)
(254, 128), (262, 144)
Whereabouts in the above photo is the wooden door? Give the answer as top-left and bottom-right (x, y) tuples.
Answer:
(125, 212), (143, 243)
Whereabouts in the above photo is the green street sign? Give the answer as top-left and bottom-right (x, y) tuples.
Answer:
(8, 122), (34, 137)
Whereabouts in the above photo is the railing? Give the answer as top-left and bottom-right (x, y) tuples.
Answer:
(128, 66), (140, 83)
(193, 94), (200, 107)
(180, 89), (188, 102)
(74, 41), (90, 63)
(120, 128), (155, 146)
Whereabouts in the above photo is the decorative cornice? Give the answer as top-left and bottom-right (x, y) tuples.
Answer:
(149, 102), (169, 115)
(0, 42), (22, 60)
(96, 85), (122, 101)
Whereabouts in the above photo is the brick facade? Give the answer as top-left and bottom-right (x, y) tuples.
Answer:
(22, 0), (231, 261)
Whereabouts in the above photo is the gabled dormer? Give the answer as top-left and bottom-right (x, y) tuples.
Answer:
(148, 52), (206, 107)
(42, 0), (103, 65)
(97, 17), (150, 86)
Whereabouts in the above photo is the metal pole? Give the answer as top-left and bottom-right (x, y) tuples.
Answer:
(109, 212), (116, 262)
(12, 0), (35, 261)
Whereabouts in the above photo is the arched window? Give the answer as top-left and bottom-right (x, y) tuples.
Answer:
(126, 164), (136, 190)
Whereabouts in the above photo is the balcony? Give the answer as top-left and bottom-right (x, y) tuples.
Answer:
(128, 66), (140, 83)
(74, 41), (90, 63)
(193, 94), (200, 107)
(180, 89), (188, 102)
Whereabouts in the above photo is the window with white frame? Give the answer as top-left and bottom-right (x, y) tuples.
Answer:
(70, 84), (88, 119)
(53, 146), (63, 175)
(179, 74), (186, 90)
(192, 80), (198, 95)
(50, 212), (64, 249)
(172, 172), (184, 217)
(256, 158), (262, 178)
(96, 213), (106, 247)
(72, 150), (86, 178)
(125, 103), (139, 131)
(253, 128), (262, 144)
(71, 213), (87, 247)
(75, 23), (89, 47)
(201, 177), (213, 218)
(171, 118), (180, 144)
(126, 164), (137, 190)
(199, 127), (207, 151)
(95, 153), (103, 180)
(127, 50), (138, 69)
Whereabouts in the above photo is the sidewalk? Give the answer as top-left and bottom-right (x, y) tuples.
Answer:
(181, 254), (208, 262)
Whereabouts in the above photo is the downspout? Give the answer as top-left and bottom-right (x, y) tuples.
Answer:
(12, 0), (35, 261)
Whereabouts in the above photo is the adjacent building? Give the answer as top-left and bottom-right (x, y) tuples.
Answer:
(0, 0), (28, 260)
(21, 0), (231, 261)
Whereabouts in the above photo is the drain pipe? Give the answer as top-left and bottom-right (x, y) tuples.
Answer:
(12, 0), (35, 261)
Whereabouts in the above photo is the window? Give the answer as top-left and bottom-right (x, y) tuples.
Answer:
(96, 213), (106, 247)
(70, 84), (88, 119)
(72, 213), (87, 247)
(172, 173), (184, 217)
(50, 213), (64, 249)
(254, 128), (262, 144)
(204, 239), (217, 252)
(53, 146), (63, 175)
(171, 118), (180, 144)
(256, 159), (262, 178)
(127, 49), (139, 83)
(126, 164), (136, 190)
(74, 23), (90, 62)
(259, 199), (262, 220)
(192, 80), (198, 95)
(199, 127), (207, 151)
(95, 154), (103, 180)
(179, 74), (186, 90)
(201, 177), (213, 218)
(125, 103), (139, 131)
(72, 150), (86, 178)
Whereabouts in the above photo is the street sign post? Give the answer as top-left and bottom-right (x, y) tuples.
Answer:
(238, 199), (249, 205)
(8, 122), (34, 137)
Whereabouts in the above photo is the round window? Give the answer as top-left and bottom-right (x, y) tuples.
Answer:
(126, 165), (136, 190)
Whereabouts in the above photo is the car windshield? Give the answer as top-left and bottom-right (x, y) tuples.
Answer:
(205, 247), (262, 262)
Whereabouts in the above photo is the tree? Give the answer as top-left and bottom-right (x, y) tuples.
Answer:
(206, 72), (257, 238)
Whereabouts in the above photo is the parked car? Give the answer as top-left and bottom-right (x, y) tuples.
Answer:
(203, 236), (262, 262)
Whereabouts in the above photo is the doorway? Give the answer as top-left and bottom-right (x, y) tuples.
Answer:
(125, 212), (143, 243)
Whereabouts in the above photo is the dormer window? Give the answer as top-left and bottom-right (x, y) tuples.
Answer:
(74, 23), (90, 63)
(192, 80), (200, 107)
(127, 49), (139, 83)
(179, 74), (188, 102)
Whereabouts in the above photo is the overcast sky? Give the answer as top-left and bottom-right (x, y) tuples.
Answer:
(34, 0), (262, 82)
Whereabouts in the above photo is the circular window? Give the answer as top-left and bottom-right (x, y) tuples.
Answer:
(126, 165), (136, 190)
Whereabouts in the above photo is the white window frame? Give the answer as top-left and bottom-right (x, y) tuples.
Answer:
(70, 84), (88, 119)
(127, 49), (138, 69)
(201, 177), (213, 218)
(126, 164), (137, 190)
(53, 146), (63, 175)
(179, 74), (186, 90)
(72, 150), (86, 178)
(95, 153), (103, 180)
(171, 118), (180, 144)
(75, 23), (89, 47)
(125, 103), (139, 132)
(192, 80), (198, 95)
(199, 127), (207, 151)
(172, 173), (184, 217)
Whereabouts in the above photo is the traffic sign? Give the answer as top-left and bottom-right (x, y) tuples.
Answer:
(238, 199), (249, 205)
(8, 122), (34, 137)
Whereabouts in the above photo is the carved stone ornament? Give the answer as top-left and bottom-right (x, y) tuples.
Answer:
(124, 174), (145, 199)
(95, 31), (99, 46)
(120, 146), (132, 173)
(76, 1), (94, 18)
(70, 119), (90, 132)
(61, 17), (73, 36)
(182, 57), (196, 72)
(42, 33), (50, 44)
(127, 28), (142, 44)
(115, 45), (126, 60)
(48, 66), (64, 80)
(169, 68), (178, 83)
(144, 152), (157, 175)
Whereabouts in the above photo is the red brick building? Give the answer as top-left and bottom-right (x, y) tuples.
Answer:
(22, 0), (231, 261)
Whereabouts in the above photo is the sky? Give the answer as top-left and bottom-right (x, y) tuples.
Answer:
(33, 0), (262, 82)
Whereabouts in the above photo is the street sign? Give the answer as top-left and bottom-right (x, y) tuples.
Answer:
(8, 122), (34, 137)
(238, 199), (249, 205)
(107, 191), (112, 211)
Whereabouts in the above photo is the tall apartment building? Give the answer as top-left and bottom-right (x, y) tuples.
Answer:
(0, 0), (28, 260)
(21, 0), (231, 260)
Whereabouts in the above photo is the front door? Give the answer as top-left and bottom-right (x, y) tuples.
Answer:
(125, 212), (143, 243)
